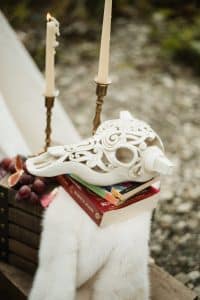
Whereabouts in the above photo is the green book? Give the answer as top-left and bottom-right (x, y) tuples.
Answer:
(69, 174), (159, 206)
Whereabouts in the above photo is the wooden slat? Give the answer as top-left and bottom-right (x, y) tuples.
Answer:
(9, 223), (40, 249)
(0, 185), (9, 261)
(0, 262), (197, 300)
(150, 263), (198, 300)
(0, 261), (32, 300)
(9, 253), (36, 275)
(9, 207), (41, 234)
(9, 239), (38, 264)
(0, 272), (27, 300)
(8, 190), (43, 217)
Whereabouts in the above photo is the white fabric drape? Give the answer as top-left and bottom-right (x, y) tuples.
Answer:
(0, 91), (30, 158)
(0, 11), (80, 156)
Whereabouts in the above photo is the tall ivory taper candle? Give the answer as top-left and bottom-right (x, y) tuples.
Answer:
(45, 13), (60, 97)
(96, 0), (112, 84)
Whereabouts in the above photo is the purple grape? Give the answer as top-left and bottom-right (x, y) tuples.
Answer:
(8, 161), (16, 173)
(29, 192), (39, 204)
(0, 158), (12, 171)
(38, 176), (47, 183)
(18, 185), (31, 199)
(19, 173), (34, 185)
(32, 179), (46, 194)
(0, 169), (7, 179)
(15, 191), (22, 202)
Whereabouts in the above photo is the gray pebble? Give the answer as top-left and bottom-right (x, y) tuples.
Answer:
(188, 271), (200, 281)
(176, 202), (193, 213)
(175, 273), (190, 284)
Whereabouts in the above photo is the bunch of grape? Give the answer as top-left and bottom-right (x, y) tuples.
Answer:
(0, 157), (13, 180)
(0, 156), (54, 205)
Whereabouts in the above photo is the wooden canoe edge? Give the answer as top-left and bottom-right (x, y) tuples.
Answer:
(0, 261), (32, 298)
(150, 263), (198, 300)
(0, 262), (198, 299)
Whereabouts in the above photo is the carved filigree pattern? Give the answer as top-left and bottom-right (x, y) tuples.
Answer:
(53, 117), (161, 178)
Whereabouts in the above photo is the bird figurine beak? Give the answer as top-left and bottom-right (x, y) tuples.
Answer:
(153, 156), (174, 175)
(143, 146), (174, 176)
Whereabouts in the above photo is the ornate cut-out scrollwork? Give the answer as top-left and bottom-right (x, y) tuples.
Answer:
(57, 115), (161, 177)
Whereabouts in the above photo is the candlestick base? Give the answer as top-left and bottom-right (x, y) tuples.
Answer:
(44, 96), (55, 151)
(92, 82), (109, 134)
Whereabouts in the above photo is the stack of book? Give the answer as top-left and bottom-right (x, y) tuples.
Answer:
(57, 175), (160, 227)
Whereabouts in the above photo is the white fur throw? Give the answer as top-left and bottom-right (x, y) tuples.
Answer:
(29, 187), (151, 300)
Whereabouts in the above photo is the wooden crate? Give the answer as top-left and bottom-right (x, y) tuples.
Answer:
(0, 180), (43, 275)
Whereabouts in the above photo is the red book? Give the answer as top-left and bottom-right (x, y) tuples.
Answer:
(57, 175), (160, 227)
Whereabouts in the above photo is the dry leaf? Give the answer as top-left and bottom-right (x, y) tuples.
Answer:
(8, 156), (24, 187)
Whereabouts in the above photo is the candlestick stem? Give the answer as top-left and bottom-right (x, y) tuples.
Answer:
(92, 83), (109, 134)
(44, 96), (55, 151)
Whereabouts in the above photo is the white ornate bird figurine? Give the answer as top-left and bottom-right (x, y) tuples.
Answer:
(27, 111), (173, 185)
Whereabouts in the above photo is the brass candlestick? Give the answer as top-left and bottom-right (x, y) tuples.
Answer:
(92, 82), (110, 134)
(44, 96), (55, 151)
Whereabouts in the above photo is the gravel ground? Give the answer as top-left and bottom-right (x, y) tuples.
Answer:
(54, 18), (200, 295)
(20, 18), (200, 295)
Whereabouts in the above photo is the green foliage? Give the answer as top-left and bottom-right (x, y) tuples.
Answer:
(2, 0), (31, 26)
(1, 0), (200, 25)
(2, 0), (200, 73)
(1, 0), (133, 26)
(151, 13), (200, 74)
